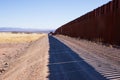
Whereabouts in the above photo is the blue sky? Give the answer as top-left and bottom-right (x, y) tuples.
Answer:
(0, 0), (111, 30)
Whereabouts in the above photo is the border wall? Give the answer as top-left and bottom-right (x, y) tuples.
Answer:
(55, 0), (120, 45)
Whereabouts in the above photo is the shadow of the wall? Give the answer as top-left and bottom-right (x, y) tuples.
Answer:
(48, 35), (108, 80)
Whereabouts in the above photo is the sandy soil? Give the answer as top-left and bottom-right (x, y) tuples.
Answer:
(0, 33), (49, 80)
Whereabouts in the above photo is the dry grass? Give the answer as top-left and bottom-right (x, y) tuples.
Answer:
(0, 33), (46, 43)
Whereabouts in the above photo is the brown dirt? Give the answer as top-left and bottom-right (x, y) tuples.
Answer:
(0, 33), (49, 80)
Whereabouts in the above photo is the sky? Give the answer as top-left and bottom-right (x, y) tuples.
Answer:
(0, 0), (111, 30)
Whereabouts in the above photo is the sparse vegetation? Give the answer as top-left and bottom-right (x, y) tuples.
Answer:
(0, 32), (46, 43)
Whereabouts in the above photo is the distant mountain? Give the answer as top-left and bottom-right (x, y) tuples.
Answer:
(0, 27), (53, 33)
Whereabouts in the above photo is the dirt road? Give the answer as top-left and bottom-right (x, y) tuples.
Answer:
(48, 36), (107, 80)
(0, 34), (120, 80)
(55, 35), (120, 80)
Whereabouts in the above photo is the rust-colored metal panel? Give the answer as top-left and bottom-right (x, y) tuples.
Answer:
(55, 0), (120, 45)
(119, 0), (120, 9)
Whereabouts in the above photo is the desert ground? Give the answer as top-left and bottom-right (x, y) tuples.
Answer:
(0, 33), (49, 80)
(0, 33), (120, 80)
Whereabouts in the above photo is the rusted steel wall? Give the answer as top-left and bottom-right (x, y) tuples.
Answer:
(55, 0), (120, 45)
